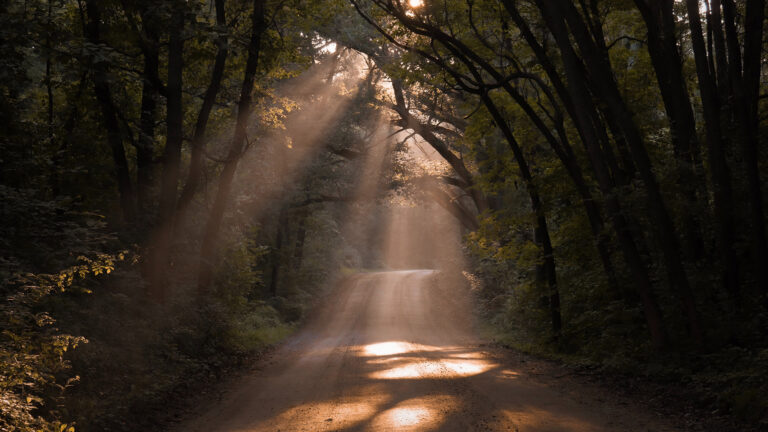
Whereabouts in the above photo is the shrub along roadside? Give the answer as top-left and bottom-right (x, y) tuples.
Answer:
(54, 254), (313, 432)
(1, 253), (126, 432)
(1, 242), (329, 432)
(472, 283), (768, 429)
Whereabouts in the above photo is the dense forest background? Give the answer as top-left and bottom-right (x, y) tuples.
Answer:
(1, 0), (768, 430)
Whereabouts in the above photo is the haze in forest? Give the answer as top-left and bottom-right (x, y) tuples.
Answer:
(1, 0), (767, 431)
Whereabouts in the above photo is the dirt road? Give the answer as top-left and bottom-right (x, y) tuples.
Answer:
(176, 270), (678, 431)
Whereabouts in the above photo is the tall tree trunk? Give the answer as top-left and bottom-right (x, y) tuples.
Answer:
(51, 72), (88, 197)
(685, 0), (740, 302)
(136, 11), (159, 216)
(177, 0), (229, 219)
(198, 0), (267, 294)
(269, 208), (287, 297)
(293, 212), (307, 269)
(533, 0), (668, 349)
(84, 0), (136, 223)
(736, 0), (767, 294)
(148, 3), (185, 302)
(505, 84), (621, 297)
(635, 0), (706, 259)
(481, 91), (561, 337)
(46, 0), (56, 196)
(549, 0), (703, 345)
(503, 1), (622, 295)
(708, 0), (731, 97)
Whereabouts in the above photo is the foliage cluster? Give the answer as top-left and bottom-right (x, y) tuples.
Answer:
(343, 0), (768, 424)
(0, 0), (387, 430)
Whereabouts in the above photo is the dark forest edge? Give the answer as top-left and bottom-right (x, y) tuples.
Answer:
(1, 0), (768, 430)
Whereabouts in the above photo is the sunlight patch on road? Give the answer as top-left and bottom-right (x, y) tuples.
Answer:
(385, 406), (430, 426)
(442, 359), (493, 376)
(499, 369), (520, 379)
(362, 341), (461, 357)
(372, 361), (429, 379)
(370, 395), (457, 431)
(368, 356), (408, 365)
(370, 358), (495, 379)
(364, 341), (413, 356)
(363, 341), (496, 379)
(249, 397), (384, 431)
(449, 351), (485, 359)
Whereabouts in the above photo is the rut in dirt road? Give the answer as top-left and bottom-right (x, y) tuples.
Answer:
(175, 270), (676, 432)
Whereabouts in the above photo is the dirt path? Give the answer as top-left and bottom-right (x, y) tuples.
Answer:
(174, 270), (680, 431)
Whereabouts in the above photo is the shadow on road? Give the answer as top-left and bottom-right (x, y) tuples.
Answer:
(175, 270), (673, 432)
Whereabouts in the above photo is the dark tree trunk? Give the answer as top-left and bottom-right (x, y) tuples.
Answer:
(720, 0), (768, 296)
(533, 0), (669, 349)
(736, 0), (768, 294)
(549, 0), (703, 345)
(159, 5), (185, 227)
(503, 1), (622, 295)
(198, 0), (267, 294)
(708, 0), (731, 97)
(177, 0), (229, 219)
(148, 4), (185, 303)
(481, 91), (561, 337)
(46, 0), (56, 196)
(136, 9), (159, 216)
(635, 0), (706, 259)
(51, 72), (88, 197)
(84, 0), (136, 223)
(269, 208), (287, 297)
(506, 84), (622, 297)
(685, 0), (740, 302)
(293, 212), (307, 269)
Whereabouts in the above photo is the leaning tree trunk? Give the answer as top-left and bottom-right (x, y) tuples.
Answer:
(197, 0), (267, 294)
(177, 0), (229, 220)
(548, 0), (703, 346)
(481, 91), (562, 337)
(533, 0), (669, 349)
(635, 0), (706, 260)
(502, 1), (621, 296)
(390, 78), (488, 215)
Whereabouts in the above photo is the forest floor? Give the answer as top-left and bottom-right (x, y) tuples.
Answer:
(167, 270), (747, 431)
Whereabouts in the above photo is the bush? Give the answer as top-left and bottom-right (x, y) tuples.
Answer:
(1, 253), (126, 432)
